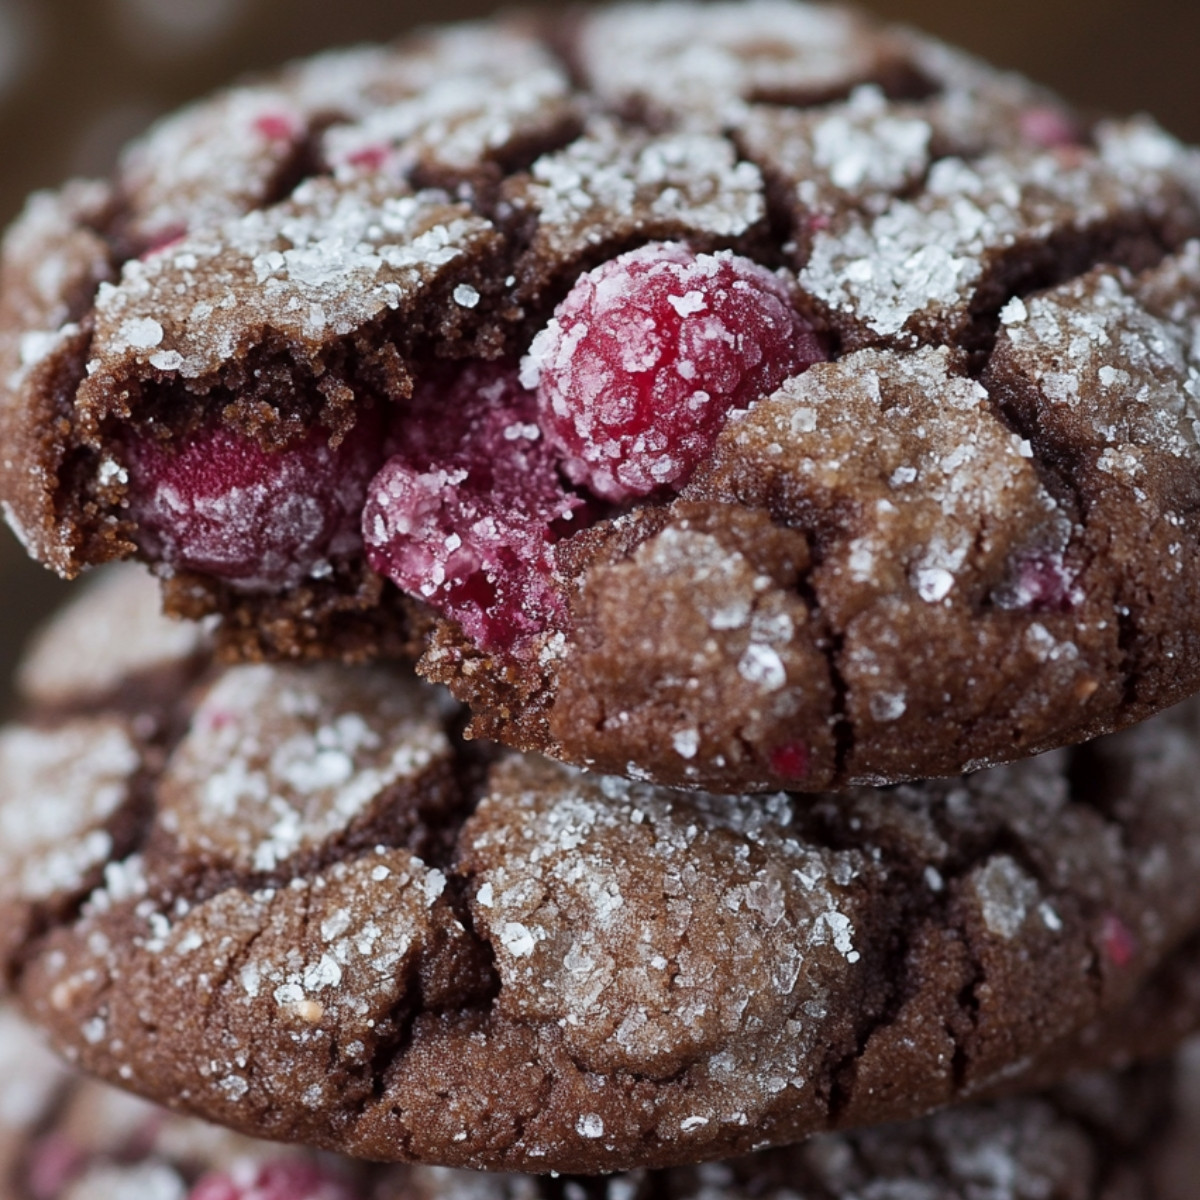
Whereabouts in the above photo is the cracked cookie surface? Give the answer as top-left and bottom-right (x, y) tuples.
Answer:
(2, 999), (1198, 1199)
(5, 2), (1200, 792)
(6, 568), (1200, 1172)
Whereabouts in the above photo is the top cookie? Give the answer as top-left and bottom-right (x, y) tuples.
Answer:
(5, 1), (1200, 792)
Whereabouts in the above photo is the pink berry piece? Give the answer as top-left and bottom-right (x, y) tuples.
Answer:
(364, 363), (587, 651)
(523, 242), (827, 503)
(1019, 106), (1084, 150)
(770, 741), (811, 781)
(190, 1159), (358, 1200)
(27, 1134), (86, 1200)
(124, 409), (387, 592)
(1000, 548), (1082, 613)
(1100, 913), (1138, 969)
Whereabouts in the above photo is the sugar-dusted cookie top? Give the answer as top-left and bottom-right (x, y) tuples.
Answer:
(5, 2), (1200, 791)
(6, 568), (1200, 1172)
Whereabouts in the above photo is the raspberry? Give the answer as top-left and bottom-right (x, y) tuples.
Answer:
(363, 363), (586, 650)
(124, 410), (386, 591)
(190, 1159), (357, 1200)
(523, 242), (827, 502)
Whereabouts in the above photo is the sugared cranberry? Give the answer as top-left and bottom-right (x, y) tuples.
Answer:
(190, 1159), (357, 1200)
(363, 363), (586, 650)
(124, 409), (386, 591)
(522, 242), (827, 503)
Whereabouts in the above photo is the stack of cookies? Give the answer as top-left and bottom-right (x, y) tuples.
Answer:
(2, 2), (1200, 1195)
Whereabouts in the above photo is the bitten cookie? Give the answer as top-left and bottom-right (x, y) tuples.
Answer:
(4, 3), (1200, 792)
(5, 567), (1200, 1173)
(2, 998), (1197, 1199)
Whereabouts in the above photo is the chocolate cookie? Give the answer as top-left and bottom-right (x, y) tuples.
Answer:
(3, 4), (1200, 792)
(5, 567), (1200, 1173)
(2, 997), (1196, 1200)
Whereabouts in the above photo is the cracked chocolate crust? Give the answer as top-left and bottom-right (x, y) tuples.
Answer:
(5, 5), (1200, 793)
(5, 568), (1200, 1174)
(2, 1002), (1196, 1200)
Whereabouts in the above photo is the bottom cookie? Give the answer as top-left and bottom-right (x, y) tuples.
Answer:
(0, 999), (1196, 1199)
(8, 569), (1200, 1172)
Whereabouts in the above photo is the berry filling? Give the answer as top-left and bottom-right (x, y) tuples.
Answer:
(124, 409), (386, 591)
(125, 243), (826, 650)
(363, 363), (587, 650)
(189, 1160), (358, 1200)
(522, 242), (828, 502)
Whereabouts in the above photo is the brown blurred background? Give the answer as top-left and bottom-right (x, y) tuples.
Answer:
(0, 0), (1197, 713)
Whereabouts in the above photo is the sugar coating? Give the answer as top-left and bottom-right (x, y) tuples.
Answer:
(503, 123), (768, 293)
(323, 38), (575, 178)
(463, 759), (867, 1098)
(6, 0), (1200, 794)
(12, 572), (1200, 1172)
(118, 22), (578, 246)
(739, 86), (934, 220)
(82, 181), (497, 389)
(999, 263), (1200, 470)
(801, 125), (1199, 343)
(160, 663), (455, 873)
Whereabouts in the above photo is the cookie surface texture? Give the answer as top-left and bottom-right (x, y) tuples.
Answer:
(2, 567), (1200, 1172)
(2, 997), (1199, 1198)
(4, 3), (1200, 793)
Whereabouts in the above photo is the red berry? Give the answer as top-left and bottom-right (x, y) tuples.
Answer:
(1008, 550), (1080, 612)
(190, 1159), (357, 1200)
(1100, 913), (1137, 969)
(124, 410), (386, 591)
(363, 363), (586, 650)
(523, 242), (827, 502)
(770, 741), (810, 780)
